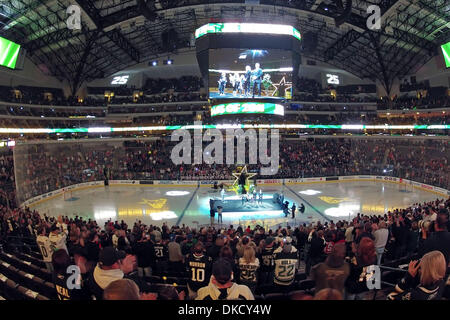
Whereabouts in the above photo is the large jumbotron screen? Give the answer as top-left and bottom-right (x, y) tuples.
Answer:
(0, 36), (21, 69)
(208, 48), (293, 100)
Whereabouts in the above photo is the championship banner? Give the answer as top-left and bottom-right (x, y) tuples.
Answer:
(211, 102), (284, 117)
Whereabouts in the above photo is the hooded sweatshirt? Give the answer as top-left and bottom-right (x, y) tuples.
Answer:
(196, 282), (254, 300)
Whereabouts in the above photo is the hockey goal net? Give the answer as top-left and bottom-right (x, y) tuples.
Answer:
(63, 190), (73, 201)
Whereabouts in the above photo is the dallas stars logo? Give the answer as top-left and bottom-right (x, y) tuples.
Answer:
(231, 165), (257, 194)
(271, 77), (292, 98)
(138, 198), (167, 209)
(318, 196), (350, 204)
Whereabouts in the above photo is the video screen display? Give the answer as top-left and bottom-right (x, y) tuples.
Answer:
(209, 49), (293, 100)
(441, 41), (450, 68)
(0, 36), (21, 69)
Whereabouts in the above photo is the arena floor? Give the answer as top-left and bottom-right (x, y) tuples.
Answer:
(29, 181), (442, 230)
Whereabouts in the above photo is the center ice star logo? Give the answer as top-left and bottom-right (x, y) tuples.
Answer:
(318, 196), (351, 204)
(138, 198), (167, 209)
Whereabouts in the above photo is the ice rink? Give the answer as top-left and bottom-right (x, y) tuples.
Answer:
(30, 181), (443, 230)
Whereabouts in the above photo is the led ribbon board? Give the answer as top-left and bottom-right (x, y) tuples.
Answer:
(0, 37), (21, 69)
(441, 42), (450, 68)
(0, 124), (448, 134)
(211, 102), (285, 117)
(195, 23), (301, 41)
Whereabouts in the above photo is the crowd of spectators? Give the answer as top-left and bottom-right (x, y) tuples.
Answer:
(378, 95), (450, 110)
(0, 194), (448, 300)
(11, 138), (449, 205)
(1, 78), (448, 110)
(0, 150), (15, 209)
(142, 76), (203, 95)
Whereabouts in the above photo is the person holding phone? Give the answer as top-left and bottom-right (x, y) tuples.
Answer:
(388, 251), (446, 300)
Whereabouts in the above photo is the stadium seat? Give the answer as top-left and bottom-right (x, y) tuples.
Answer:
(16, 285), (50, 300)
(255, 284), (280, 295)
(295, 272), (307, 282)
(0, 256), (52, 283)
(0, 260), (19, 279)
(28, 250), (44, 260)
(297, 279), (315, 292)
(14, 252), (46, 269)
(287, 290), (307, 299)
(0, 278), (21, 300)
(15, 270), (56, 299)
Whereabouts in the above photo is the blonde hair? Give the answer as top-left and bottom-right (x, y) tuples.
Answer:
(243, 246), (256, 264)
(103, 279), (140, 300)
(420, 251), (446, 286)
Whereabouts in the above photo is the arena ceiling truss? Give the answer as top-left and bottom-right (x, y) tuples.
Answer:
(0, 0), (448, 95)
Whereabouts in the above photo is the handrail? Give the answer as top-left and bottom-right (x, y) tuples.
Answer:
(380, 266), (408, 273)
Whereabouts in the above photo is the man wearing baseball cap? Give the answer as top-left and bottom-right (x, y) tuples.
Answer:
(88, 247), (149, 300)
(196, 258), (254, 300)
(273, 236), (298, 292)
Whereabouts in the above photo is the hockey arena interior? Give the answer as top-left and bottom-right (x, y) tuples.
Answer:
(0, 0), (449, 303)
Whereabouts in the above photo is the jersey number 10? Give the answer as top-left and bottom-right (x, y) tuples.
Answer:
(191, 268), (205, 282)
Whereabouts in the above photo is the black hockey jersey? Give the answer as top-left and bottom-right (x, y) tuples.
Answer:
(186, 253), (213, 292)
(154, 243), (168, 261)
(273, 246), (298, 286)
(259, 246), (276, 272)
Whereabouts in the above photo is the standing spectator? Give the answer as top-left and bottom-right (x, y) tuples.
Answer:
(86, 232), (100, 271)
(373, 221), (389, 265)
(49, 224), (68, 253)
(168, 235), (185, 273)
(345, 238), (377, 300)
(210, 208), (215, 226)
(258, 237), (276, 285)
(238, 246), (260, 293)
(345, 222), (354, 256)
(355, 222), (375, 244)
(236, 236), (256, 258)
(306, 230), (325, 275)
(294, 226), (308, 261)
(186, 242), (212, 299)
(36, 226), (53, 272)
(153, 237), (169, 275)
(392, 215), (408, 259)
(134, 233), (155, 278)
(88, 247), (146, 300)
(207, 235), (225, 261)
(196, 258), (254, 300)
(405, 221), (420, 260)
(52, 249), (88, 300)
(217, 206), (223, 224)
(310, 243), (350, 295)
(273, 237), (298, 291)
(419, 209), (450, 266)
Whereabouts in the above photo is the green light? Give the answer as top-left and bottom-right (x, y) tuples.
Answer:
(195, 23), (301, 41)
(0, 124), (448, 135)
(441, 42), (450, 68)
(0, 37), (21, 69)
(211, 102), (285, 117)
